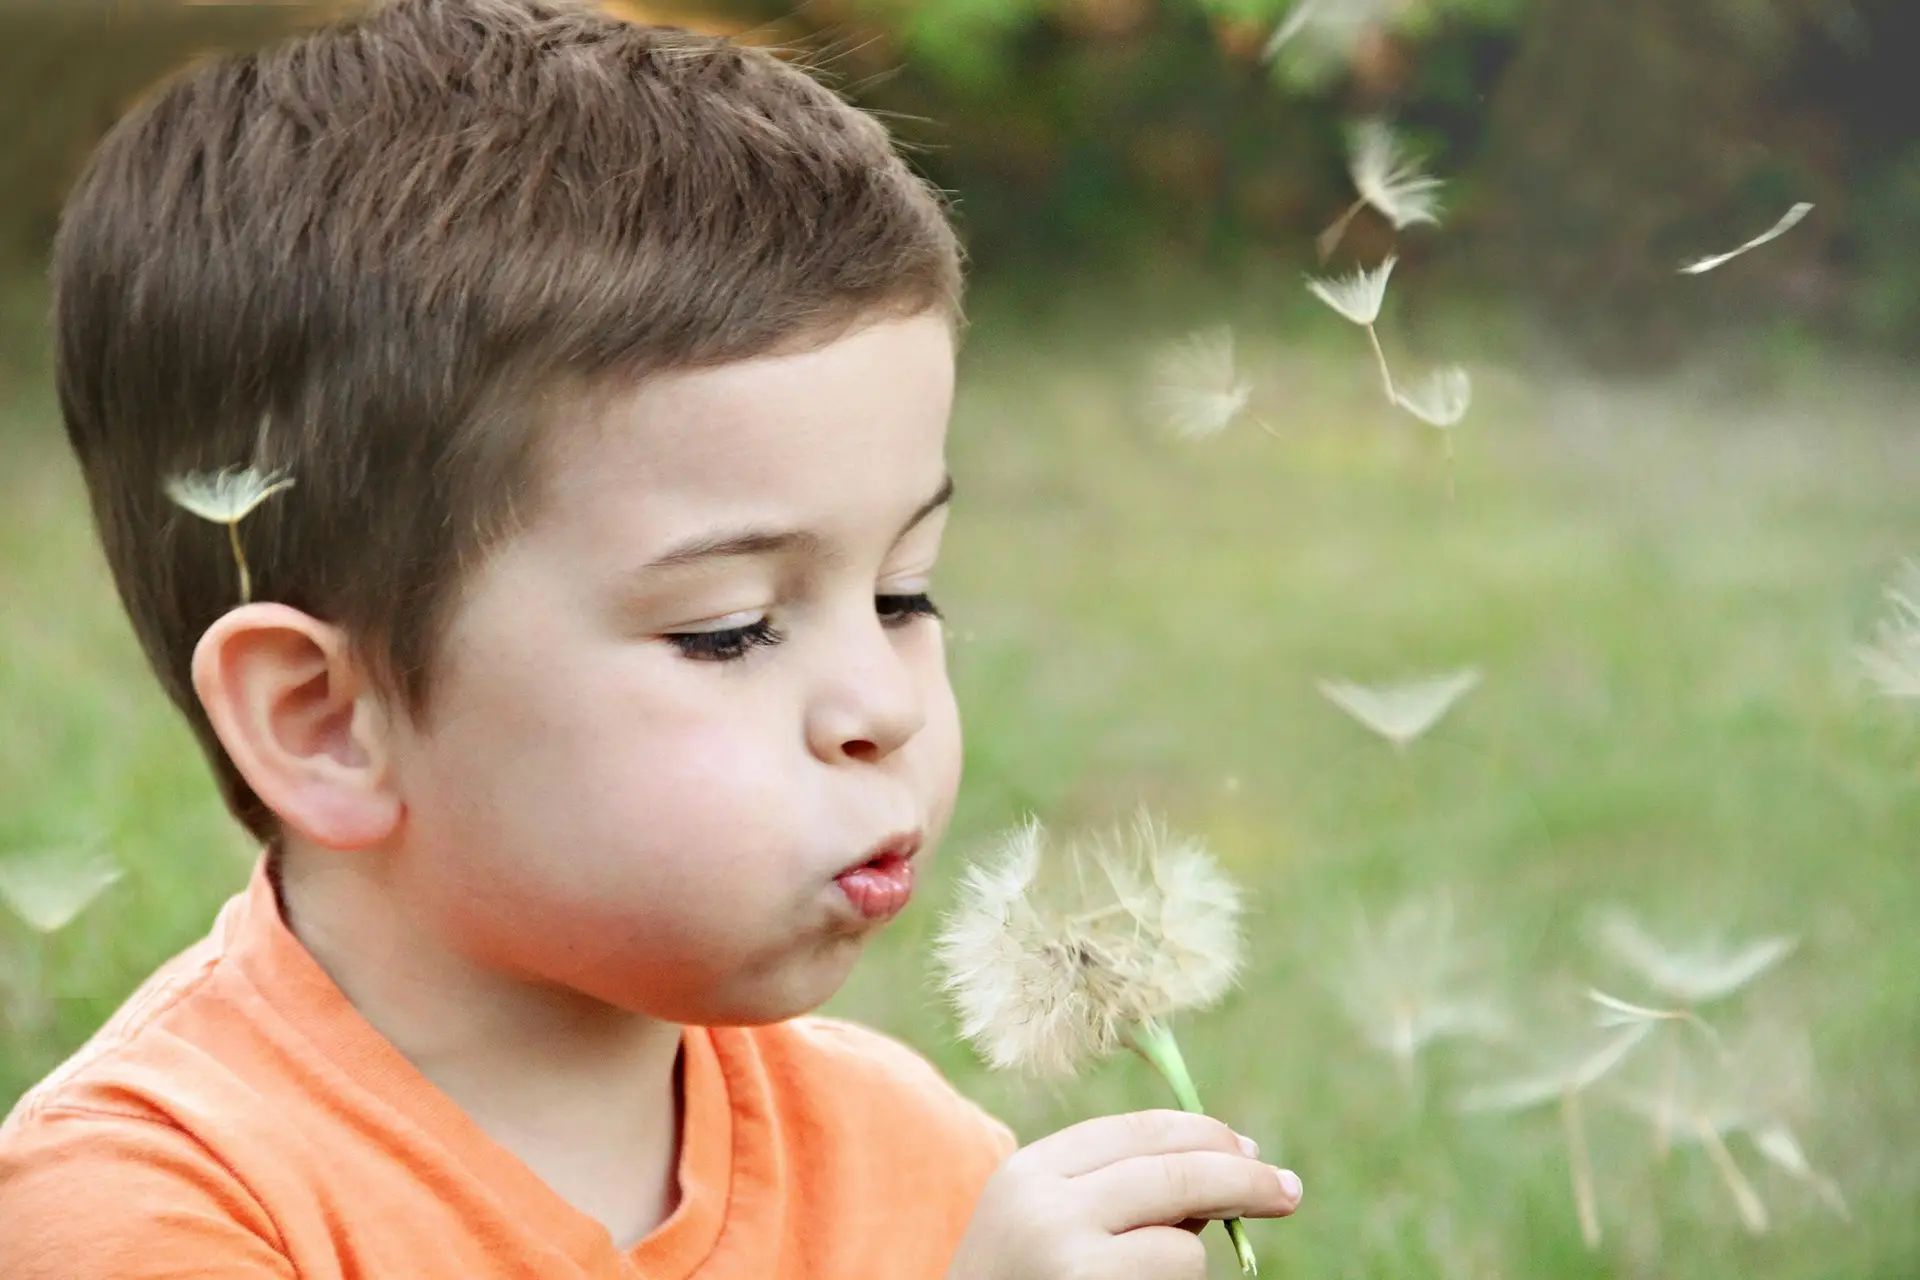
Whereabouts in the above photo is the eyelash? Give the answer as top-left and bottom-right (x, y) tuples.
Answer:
(667, 593), (943, 663)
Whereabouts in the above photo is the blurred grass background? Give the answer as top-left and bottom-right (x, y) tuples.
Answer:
(4, 1), (1920, 1277)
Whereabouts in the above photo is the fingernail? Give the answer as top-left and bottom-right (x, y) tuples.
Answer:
(1237, 1133), (1260, 1158)
(1276, 1168), (1303, 1202)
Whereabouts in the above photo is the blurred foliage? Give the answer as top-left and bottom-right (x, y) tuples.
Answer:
(0, 0), (1915, 365)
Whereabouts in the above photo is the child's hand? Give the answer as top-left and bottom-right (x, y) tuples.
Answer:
(946, 1109), (1304, 1280)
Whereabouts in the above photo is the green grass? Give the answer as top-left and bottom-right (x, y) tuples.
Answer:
(4, 294), (1919, 1277)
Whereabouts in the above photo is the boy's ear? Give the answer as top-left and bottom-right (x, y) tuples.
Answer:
(191, 604), (401, 851)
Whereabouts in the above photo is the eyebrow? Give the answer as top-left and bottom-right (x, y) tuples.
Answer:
(638, 474), (955, 573)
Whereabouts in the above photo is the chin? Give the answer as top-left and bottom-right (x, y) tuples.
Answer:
(701, 940), (867, 1028)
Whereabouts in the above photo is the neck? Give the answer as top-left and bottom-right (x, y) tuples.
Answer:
(274, 840), (686, 1248)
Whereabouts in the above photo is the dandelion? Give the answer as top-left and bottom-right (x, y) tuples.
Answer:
(1317, 667), (1481, 752)
(1857, 561), (1920, 700)
(164, 464), (296, 604)
(1679, 202), (1813, 275)
(1329, 895), (1506, 1093)
(935, 813), (1260, 1274)
(1460, 1022), (1656, 1248)
(1594, 910), (1796, 1006)
(1147, 327), (1268, 441)
(1319, 121), (1445, 260)
(1306, 256), (1398, 401)
(0, 849), (124, 935)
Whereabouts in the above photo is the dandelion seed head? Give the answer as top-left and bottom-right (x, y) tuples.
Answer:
(164, 466), (296, 526)
(1306, 256), (1397, 327)
(1350, 120), (1445, 230)
(1148, 326), (1253, 441)
(1394, 366), (1472, 429)
(935, 813), (1245, 1077)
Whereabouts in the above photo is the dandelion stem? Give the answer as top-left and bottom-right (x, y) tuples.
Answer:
(1125, 1020), (1261, 1276)
(1317, 198), (1365, 262)
(227, 521), (253, 604)
(1694, 1114), (1769, 1235)
(1441, 434), (1456, 504)
(1560, 1087), (1601, 1249)
(1364, 325), (1396, 404)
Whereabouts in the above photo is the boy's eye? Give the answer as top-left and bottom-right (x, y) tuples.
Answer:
(877, 592), (942, 627)
(666, 618), (783, 662)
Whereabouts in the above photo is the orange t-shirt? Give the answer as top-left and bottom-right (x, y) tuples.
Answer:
(0, 859), (1015, 1277)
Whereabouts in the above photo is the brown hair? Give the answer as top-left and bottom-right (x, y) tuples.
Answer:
(54, 0), (962, 841)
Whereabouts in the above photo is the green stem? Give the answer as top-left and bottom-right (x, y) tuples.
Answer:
(1125, 1019), (1262, 1276)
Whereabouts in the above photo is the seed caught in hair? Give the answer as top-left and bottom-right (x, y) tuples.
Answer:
(163, 465), (295, 604)
(164, 466), (295, 526)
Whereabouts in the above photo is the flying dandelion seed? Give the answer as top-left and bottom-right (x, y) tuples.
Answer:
(1394, 366), (1471, 429)
(1147, 326), (1266, 441)
(1263, 0), (1401, 72)
(1393, 365), (1471, 499)
(1306, 257), (1396, 328)
(1316, 667), (1482, 752)
(1594, 910), (1797, 1006)
(1752, 1123), (1849, 1220)
(164, 464), (296, 604)
(935, 813), (1261, 1274)
(0, 850), (125, 935)
(1319, 121), (1445, 260)
(1261, 0), (1322, 61)
(1329, 895), (1506, 1092)
(1461, 1022), (1655, 1249)
(1615, 1017), (1831, 1236)
(1586, 988), (1722, 1043)
(1679, 202), (1813, 275)
(1617, 1097), (1772, 1234)
(1857, 561), (1920, 700)
(1306, 257), (1399, 401)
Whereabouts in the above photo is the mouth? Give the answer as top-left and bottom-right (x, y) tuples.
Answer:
(832, 832), (922, 923)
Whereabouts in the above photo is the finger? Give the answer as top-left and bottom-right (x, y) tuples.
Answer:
(1109, 1225), (1210, 1278)
(1082, 1150), (1302, 1233)
(1025, 1109), (1256, 1178)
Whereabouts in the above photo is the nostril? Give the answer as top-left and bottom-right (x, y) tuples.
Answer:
(842, 739), (879, 764)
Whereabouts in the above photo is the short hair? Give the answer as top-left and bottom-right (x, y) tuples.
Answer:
(54, 0), (962, 840)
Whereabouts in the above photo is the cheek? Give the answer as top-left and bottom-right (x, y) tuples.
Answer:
(913, 651), (965, 824)
(408, 654), (802, 886)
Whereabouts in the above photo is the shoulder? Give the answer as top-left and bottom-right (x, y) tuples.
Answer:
(0, 1105), (293, 1278)
(746, 1016), (1017, 1163)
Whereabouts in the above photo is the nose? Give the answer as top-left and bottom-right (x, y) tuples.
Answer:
(804, 613), (929, 766)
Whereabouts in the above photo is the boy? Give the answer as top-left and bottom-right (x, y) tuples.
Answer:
(0, 1), (1302, 1275)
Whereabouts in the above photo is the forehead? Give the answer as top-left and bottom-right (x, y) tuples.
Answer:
(538, 313), (957, 542)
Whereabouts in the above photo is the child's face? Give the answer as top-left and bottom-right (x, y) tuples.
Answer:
(384, 313), (961, 1026)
